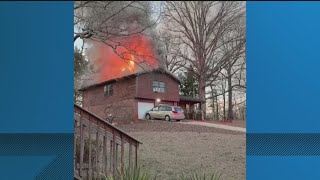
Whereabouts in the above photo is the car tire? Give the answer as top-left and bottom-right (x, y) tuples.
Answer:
(145, 114), (151, 120)
(176, 119), (181, 122)
(165, 115), (171, 121)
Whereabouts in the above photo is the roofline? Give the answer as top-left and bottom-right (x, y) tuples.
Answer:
(79, 74), (135, 91)
(79, 68), (180, 91)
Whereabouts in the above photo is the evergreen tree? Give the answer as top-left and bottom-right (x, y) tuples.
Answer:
(179, 68), (198, 97)
(74, 47), (89, 105)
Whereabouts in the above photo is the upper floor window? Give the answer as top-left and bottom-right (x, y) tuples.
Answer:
(153, 81), (165, 93)
(104, 84), (113, 96)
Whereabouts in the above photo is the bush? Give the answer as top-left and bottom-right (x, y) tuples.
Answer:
(104, 166), (156, 180)
(102, 166), (221, 180)
(179, 172), (221, 180)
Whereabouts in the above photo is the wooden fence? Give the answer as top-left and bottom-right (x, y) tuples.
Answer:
(74, 104), (141, 180)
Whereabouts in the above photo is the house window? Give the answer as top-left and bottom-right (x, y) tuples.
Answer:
(104, 84), (113, 96)
(153, 81), (165, 93)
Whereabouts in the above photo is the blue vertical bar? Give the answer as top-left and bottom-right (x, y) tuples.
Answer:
(247, 2), (320, 179)
(0, 2), (74, 179)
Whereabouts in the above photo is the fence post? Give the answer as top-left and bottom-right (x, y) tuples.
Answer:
(112, 129), (116, 175)
(96, 121), (100, 179)
(121, 134), (124, 169)
(74, 114), (77, 176)
(135, 142), (139, 169)
(104, 128), (108, 175)
(88, 118), (92, 180)
(129, 139), (132, 170)
(79, 111), (84, 177)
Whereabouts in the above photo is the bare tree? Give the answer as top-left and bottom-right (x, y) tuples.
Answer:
(217, 73), (227, 120)
(74, 1), (162, 70)
(74, 1), (157, 42)
(158, 31), (185, 74)
(162, 1), (245, 119)
(209, 85), (219, 120)
(221, 16), (246, 120)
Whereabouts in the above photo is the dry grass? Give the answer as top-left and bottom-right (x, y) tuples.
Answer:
(115, 121), (246, 180)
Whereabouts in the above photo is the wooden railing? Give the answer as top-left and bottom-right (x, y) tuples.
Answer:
(74, 104), (141, 180)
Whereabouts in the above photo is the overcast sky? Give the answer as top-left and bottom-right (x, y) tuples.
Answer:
(74, 1), (161, 51)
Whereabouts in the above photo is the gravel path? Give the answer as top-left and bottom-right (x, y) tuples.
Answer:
(179, 121), (246, 133)
(207, 120), (246, 128)
(116, 121), (246, 180)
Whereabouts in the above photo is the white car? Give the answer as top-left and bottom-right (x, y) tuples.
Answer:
(145, 105), (185, 121)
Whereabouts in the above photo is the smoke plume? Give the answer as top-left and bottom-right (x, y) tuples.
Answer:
(84, 34), (160, 85)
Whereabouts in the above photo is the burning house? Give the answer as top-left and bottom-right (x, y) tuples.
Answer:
(80, 35), (202, 123)
(80, 67), (203, 123)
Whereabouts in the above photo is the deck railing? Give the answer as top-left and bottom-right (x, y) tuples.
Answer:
(74, 104), (141, 180)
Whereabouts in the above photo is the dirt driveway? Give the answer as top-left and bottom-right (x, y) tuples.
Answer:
(116, 121), (246, 180)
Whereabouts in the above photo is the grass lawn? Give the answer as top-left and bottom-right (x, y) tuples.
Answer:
(116, 121), (246, 180)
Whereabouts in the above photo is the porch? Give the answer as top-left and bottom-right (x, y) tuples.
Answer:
(178, 95), (205, 120)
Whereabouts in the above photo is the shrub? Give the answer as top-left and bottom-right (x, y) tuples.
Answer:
(102, 166), (221, 180)
(179, 172), (221, 180)
(104, 166), (156, 180)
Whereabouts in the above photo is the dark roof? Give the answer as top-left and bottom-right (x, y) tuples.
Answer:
(80, 68), (180, 91)
(179, 95), (205, 103)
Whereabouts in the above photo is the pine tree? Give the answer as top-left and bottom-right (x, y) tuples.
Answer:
(74, 47), (89, 105)
(179, 68), (198, 97)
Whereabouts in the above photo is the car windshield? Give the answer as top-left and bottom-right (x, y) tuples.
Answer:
(174, 107), (183, 112)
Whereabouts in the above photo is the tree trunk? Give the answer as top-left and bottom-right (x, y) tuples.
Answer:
(223, 92), (226, 121)
(210, 85), (215, 121)
(211, 96), (214, 121)
(198, 77), (206, 120)
(215, 95), (219, 121)
(227, 68), (234, 120)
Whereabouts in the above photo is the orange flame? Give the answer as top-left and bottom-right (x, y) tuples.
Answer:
(91, 34), (159, 83)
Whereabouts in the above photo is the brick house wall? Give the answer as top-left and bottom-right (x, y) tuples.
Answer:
(82, 77), (136, 123)
(81, 71), (180, 123)
(136, 72), (180, 102)
(83, 77), (136, 106)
